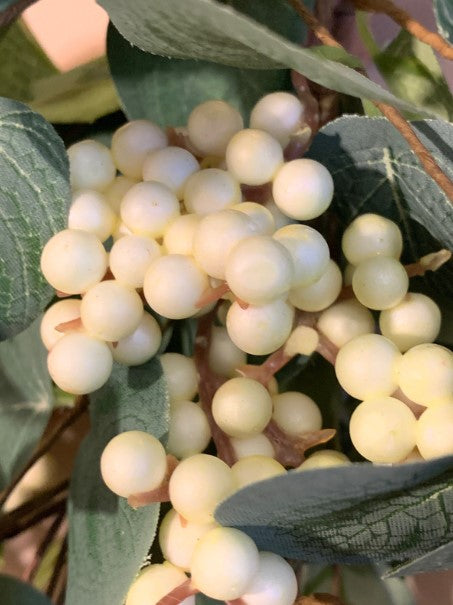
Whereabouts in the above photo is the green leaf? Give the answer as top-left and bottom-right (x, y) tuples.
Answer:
(374, 30), (453, 121)
(98, 0), (433, 116)
(385, 541), (453, 577)
(0, 318), (54, 491)
(29, 56), (120, 124)
(107, 24), (292, 126)
(306, 116), (453, 297)
(66, 359), (170, 605)
(0, 98), (70, 340)
(434, 0), (453, 43)
(0, 21), (57, 102)
(0, 574), (52, 604)
(216, 456), (453, 565)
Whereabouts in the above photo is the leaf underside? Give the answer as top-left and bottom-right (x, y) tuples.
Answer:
(0, 317), (53, 491)
(66, 360), (170, 605)
(0, 98), (70, 340)
(98, 0), (432, 117)
(434, 0), (453, 43)
(216, 456), (453, 568)
(306, 116), (453, 297)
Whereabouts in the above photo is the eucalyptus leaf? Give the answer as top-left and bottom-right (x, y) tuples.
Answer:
(306, 116), (453, 297)
(0, 574), (52, 605)
(0, 21), (57, 102)
(66, 360), (170, 605)
(98, 0), (432, 116)
(107, 24), (291, 126)
(0, 98), (70, 339)
(374, 30), (453, 121)
(385, 541), (453, 577)
(216, 456), (453, 565)
(0, 318), (53, 492)
(30, 56), (120, 124)
(434, 0), (453, 43)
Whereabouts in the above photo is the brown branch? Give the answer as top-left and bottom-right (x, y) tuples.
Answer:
(264, 421), (336, 467)
(0, 0), (39, 29)
(352, 0), (453, 61)
(0, 478), (68, 525)
(288, 0), (343, 48)
(288, 0), (453, 204)
(374, 103), (453, 200)
(23, 507), (66, 583)
(0, 497), (67, 540)
(0, 396), (89, 508)
(194, 311), (237, 466)
(46, 533), (67, 600)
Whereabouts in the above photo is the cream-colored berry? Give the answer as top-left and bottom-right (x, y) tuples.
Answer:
(101, 430), (167, 498)
(111, 119), (168, 179)
(226, 129), (283, 186)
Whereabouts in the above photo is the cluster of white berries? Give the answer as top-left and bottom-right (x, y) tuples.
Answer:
(100, 356), (343, 604)
(319, 213), (453, 463)
(39, 92), (338, 395)
(38, 92), (453, 605)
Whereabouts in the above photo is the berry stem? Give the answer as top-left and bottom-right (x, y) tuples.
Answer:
(351, 0), (453, 60)
(127, 455), (179, 508)
(287, 0), (453, 204)
(264, 421), (336, 467)
(339, 248), (452, 301)
(55, 317), (83, 333)
(196, 282), (231, 308)
(156, 578), (199, 605)
(194, 312), (237, 466)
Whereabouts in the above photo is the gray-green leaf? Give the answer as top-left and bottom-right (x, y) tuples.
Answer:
(216, 456), (453, 565)
(66, 360), (170, 605)
(0, 0), (20, 11)
(0, 98), (70, 340)
(0, 574), (52, 605)
(29, 56), (120, 124)
(0, 21), (57, 103)
(98, 0), (432, 116)
(107, 24), (291, 126)
(306, 116), (453, 297)
(434, 0), (453, 43)
(0, 317), (53, 491)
